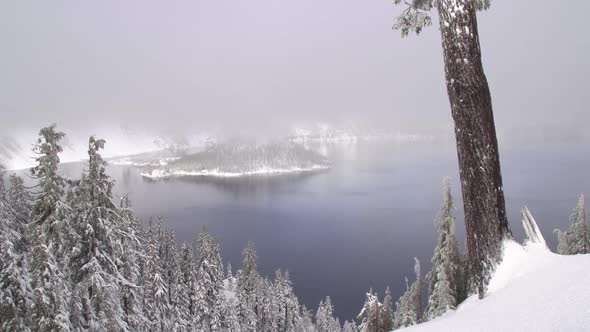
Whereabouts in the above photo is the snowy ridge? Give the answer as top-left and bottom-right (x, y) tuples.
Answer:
(402, 241), (590, 332)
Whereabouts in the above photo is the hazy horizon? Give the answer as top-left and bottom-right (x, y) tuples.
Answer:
(1, 0), (589, 140)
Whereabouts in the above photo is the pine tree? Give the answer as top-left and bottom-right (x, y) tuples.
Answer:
(393, 0), (512, 297)
(273, 270), (299, 332)
(294, 305), (314, 332)
(424, 178), (463, 320)
(7, 174), (32, 250)
(255, 276), (277, 331)
(28, 125), (73, 331)
(177, 242), (197, 330)
(117, 195), (145, 330)
(393, 258), (422, 329)
(193, 227), (224, 331)
(69, 136), (126, 331)
(142, 222), (171, 331)
(357, 289), (380, 332)
(237, 240), (259, 331)
(0, 168), (33, 331)
(380, 287), (394, 332)
(222, 293), (240, 332)
(556, 194), (590, 255)
(343, 320), (360, 332)
(315, 296), (340, 332)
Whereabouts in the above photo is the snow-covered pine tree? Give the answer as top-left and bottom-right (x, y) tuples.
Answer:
(393, 0), (512, 298)
(177, 241), (197, 330)
(7, 174), (32, 249)
(222, 292), (240, 332)
(68, 136), (126, 331)
(255, 276), (277, 331)
(160, 230), (181, 328)
(343, 320), (360, 332)
(273, 270), (300, 332)
(142, 222), (171, 331)
(393, 258), (422, 329)
(0, 168), (34, 330)
(555, 194), (590, 255)
(294, 305), (314, 332)
(380, 287), (394, 332)
(193, 226), (224, 331)
(237, 240), (259, 331)
(315, 296), (341, 332)
(28, 125), (73, 331)
(356, 289), (380, 332)
(424, 178), (463, 320)
(117, 195), (145, 330)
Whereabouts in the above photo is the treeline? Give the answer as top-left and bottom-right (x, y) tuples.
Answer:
(1, 125), (474, 331)
(555, 194), (590, 255)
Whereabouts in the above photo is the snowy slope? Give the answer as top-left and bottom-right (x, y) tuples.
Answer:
(402, 241), (590, 332)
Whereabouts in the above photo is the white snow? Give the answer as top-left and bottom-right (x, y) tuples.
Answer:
(401, 240), (590, 332)
(223, 277), (237, 301)
(140, 164), (330, 179)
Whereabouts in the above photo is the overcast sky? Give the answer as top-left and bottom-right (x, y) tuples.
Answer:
(1, 0), (588, 138)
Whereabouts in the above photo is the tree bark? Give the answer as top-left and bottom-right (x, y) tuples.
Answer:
(436, 0), (512, 297)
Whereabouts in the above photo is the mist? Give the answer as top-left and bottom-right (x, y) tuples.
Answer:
(1, 0), (588, 141)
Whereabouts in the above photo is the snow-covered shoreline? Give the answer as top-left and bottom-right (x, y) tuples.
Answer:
(140, 164), (330, 179)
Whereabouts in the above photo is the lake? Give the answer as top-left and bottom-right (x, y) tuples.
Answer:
(54, 139), (590, 321)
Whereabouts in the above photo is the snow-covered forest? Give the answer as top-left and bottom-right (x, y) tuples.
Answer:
(0, 125), (463, 331)
(5, 125), (587, 331)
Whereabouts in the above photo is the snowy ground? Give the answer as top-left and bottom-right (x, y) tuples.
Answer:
(402, 241), (590, 332)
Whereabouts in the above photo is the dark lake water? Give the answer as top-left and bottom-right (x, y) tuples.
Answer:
(54, 140), (590, 321)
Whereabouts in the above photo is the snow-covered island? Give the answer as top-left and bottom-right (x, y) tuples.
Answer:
(139, 141), (330, 178)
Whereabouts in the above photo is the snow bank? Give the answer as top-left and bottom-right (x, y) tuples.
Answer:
(402, 241), (590, 332)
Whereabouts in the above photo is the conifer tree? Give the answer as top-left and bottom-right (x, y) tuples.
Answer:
(0, 168), (34, 330)
(357, 289), (380, 332)
(393, 0), (512, 297)
(380, 287), (394, 332)
(7, 174), (32, 249)
(194, 227), (224, 331)
(294, 305), (314, 332)
(237, 240), (259, 331)
(393, 258), (422, 329)
(142, 222), (171, 331)
(315, 296), (340, 332)
(177, 242), (197, 329)
(425, 178), (463, 320)
(343, 320), (360, 332)
(117, 195), (144, 330)
(556, 194), (590, 255)
(274, 270), (299, 332)
(28, 125), (73, 331)
(69, 136), (125, 331)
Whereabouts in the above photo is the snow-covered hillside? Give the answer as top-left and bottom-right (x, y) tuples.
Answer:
(402, 240), (590, 332)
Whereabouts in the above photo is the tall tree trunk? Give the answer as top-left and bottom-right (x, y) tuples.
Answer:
(436, 0), (512, 297)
